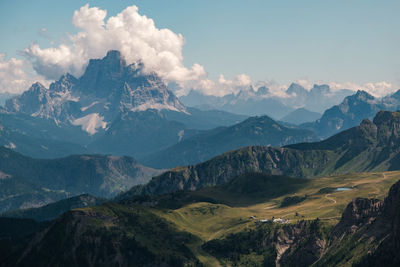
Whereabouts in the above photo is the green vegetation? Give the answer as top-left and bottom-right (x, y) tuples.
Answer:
(152, 171), (400, 243)
(2, 170), (400, 266)
(202, 222), (278, 266)
(280, 195), (307, 207)
(3, 203), (202, 267)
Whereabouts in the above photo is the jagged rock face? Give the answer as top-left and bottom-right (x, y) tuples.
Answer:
(382, 179), (400, 234)
(331, 198), (383, 240)
(374, 111), (400, 146)
(5, 50), (186, 133)
(6, 83), (51, 116)
(314, 179), (400, 267)
(278, 220), (326, 267)
(6, 77), (81, 123)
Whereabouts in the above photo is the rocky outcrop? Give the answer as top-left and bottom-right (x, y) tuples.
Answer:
(329, 198), (383, 245)
(277, 220), (326, 267)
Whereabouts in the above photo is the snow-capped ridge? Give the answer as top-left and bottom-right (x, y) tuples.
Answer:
(72, 113), (107, 135)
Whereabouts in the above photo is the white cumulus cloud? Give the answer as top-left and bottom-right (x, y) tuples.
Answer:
(24, 4), (206, 83)
(0, 54), (47, 94)
(179, 74), (253, 97)
(327, 81), (395, 97)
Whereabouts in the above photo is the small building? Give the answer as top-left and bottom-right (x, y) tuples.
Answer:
(273, 218), (290, 224)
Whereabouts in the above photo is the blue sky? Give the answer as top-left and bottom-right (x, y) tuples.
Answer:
(0, 0), (399, 95)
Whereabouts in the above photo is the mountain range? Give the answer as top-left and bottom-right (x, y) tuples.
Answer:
(141, 115), (317, 169)
(3, 50), (400, 168)
(1, 51), (247, 159)
(122, 110), (400, 198)
(180, 83), (354, 119)
(302, 89), (400, 138)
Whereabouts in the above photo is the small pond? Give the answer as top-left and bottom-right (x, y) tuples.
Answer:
(336, 187), (353, 191)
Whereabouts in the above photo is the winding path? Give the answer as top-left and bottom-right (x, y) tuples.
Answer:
(325, 194), (337, 204)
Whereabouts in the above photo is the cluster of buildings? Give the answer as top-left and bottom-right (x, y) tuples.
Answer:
(249, 216), (290, 224)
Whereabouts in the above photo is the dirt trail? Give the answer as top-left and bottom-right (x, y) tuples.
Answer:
(325, 194), (337, 204)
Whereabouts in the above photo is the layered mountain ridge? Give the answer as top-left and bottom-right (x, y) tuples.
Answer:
(123, 111), (400, 198)
(180, 82), (354, 118)
(141, 115), (317, 168)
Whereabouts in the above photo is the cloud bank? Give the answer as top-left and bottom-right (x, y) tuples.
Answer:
(289, 79), (396, 98)
(24, 4), (206, 83)
(0, 54), (46, 94)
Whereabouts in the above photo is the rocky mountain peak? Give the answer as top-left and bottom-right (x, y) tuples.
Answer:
(256, 86), (269, 96)
(372, 111), (400, 145)
(105, 50), (124, 61)
(286, 83), (307, 95)
(31, 82), (47, 91)
(79, 50), (127, 96)
(49, 73), (78, 93)
(5, 50), (187, 133)
(5, 82), (49, 114)
(390, 89), (400, 100)
(311, 84), (330, 94)
(353, 90), (374, 101)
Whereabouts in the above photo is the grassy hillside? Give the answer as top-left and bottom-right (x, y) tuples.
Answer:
(1, 203), (202, 267)
(149, 171), (400, 241)
(3, 171), (400, 266)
